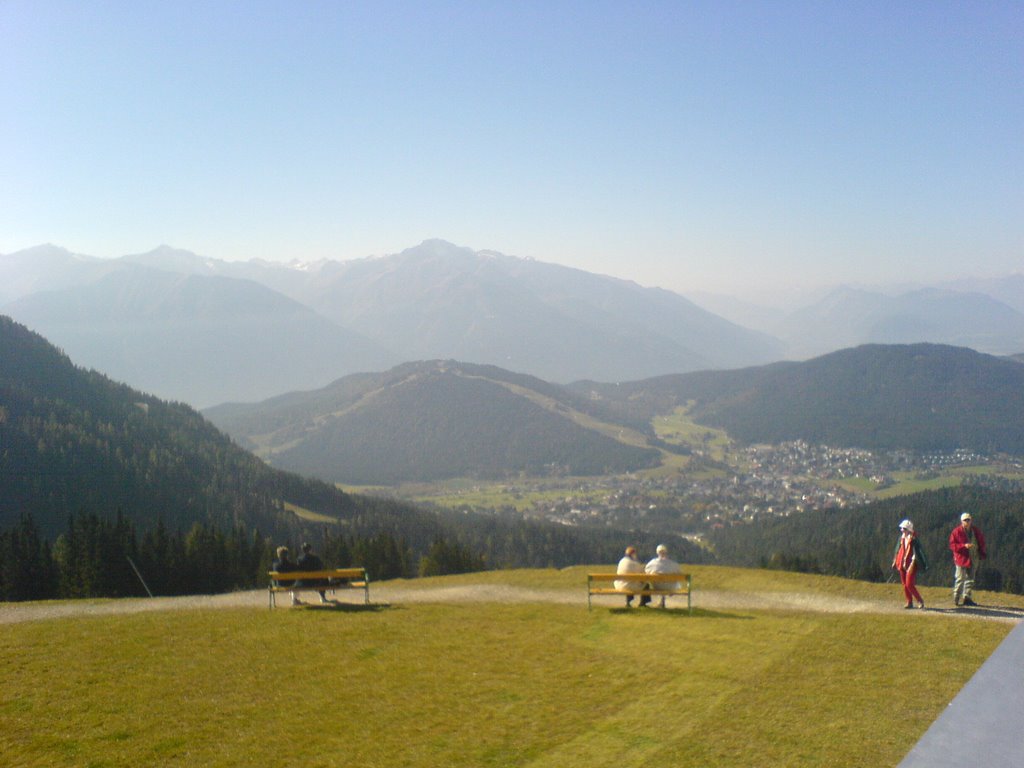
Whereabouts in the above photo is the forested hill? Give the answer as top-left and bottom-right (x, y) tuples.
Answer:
(709, 485), (1024, 594)
(0, 315), (390, 540)
(575, 344), (1024, 454)
(205, 360), (661, 485)
(1, 317), (703, 576)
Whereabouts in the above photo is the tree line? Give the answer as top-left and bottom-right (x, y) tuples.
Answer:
(0, 512), (486, 602)
(709, 485), (1024, 594)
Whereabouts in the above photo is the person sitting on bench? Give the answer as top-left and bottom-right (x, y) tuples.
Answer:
(614, 545), (645, 607)
(297, 542), (332, 604)
(643, 544), (681, 608)
(272, 546), (302, 606)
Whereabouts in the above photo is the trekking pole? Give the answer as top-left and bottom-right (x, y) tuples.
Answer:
(126, 555), (155, 598)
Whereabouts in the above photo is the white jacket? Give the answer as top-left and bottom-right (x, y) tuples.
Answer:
(614, 555), (645, 591)
(645, 554), (681, 590)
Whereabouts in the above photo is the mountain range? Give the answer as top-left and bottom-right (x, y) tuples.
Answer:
(1, 246), (396, 407)
(4, 240), (1022, 410)
(770, 286), (1024, 358)
(1, 240), (782, 407)
(206, 344), (1024, 486)
(688, 280), (1024, 359)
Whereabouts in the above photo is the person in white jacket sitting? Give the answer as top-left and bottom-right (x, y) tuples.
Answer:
(644, 544), (681, 608)
(614, 546), (645, 607)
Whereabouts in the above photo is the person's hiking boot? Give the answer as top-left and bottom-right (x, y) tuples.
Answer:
(962, 597), (978, 607)
(904, 603), (914, 609)
(917, 600), (925, 609)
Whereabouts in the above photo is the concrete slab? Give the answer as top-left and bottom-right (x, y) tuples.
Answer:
(898, 619), (1024, 767)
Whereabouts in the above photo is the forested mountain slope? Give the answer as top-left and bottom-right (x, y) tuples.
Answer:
(575, 344), (1024, 454)
(0, 315), (397, 540)
(206, 360), (661, 484)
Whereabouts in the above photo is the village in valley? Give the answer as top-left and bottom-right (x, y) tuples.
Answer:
(416, 442), (1024, 540)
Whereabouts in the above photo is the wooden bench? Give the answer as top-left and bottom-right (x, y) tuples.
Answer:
(587, 572), (692, 612)
(268, 568), (370, 608)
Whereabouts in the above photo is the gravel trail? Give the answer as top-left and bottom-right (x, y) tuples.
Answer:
(3, 584), (1021, 625)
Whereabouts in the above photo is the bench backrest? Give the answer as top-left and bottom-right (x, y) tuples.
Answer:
(268, 568), (367, 582)
(588, 572), (688, 584)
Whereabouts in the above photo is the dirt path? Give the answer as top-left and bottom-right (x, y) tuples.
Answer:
(3, 584), (1022, 625)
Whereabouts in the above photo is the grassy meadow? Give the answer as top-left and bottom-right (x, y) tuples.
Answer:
(1, 566), (1017, 768)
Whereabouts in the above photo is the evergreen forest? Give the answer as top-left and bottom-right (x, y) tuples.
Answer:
(709, 485), (1024, 594)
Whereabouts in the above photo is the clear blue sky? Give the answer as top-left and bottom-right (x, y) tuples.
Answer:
(2, 1), (1021, 294)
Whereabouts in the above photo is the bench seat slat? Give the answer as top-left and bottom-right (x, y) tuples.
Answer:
(268, 581), (367, 592)
(268, 569), (366, 581)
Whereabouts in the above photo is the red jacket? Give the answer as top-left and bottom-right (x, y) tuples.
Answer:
(949, 524), (986, 568)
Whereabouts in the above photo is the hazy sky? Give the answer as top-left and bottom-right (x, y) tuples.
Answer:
(2, 1), (1021, 295)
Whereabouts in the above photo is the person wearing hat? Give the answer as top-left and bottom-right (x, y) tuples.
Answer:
(891, 519), (927, 609)
(643, 544), (681, 608)
(615, 545), (645, 607)
(949, 512), (986, 607)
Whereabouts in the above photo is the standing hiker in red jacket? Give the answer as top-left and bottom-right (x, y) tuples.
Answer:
(949, 512), (986, 607)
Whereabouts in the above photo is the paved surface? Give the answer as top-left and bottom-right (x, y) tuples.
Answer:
(898, 618), (1024, 767)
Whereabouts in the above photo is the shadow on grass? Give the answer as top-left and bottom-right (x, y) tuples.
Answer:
(953, 605), (1023, 620)
(918, 603), (1024, 621)
(607, 607), (753, 620)
(292, 602), (391, 614)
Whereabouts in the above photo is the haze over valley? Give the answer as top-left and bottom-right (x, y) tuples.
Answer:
(3, 239), (1023, 409)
